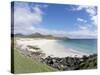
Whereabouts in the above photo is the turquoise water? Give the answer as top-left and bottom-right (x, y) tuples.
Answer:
(57, 39), (97, 55)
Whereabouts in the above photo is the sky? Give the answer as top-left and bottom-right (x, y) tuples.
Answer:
(12, 1), (97, 39)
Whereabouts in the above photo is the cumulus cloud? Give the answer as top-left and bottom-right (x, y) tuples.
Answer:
(35, 4), (48, 8)
(68, 5), (97, 38)
(73, 6), (96, 16)
(72, 5), (97, 26)
(77, 18), (87, 23)
(67, 30), (97, 39)
(91, 15), (97, 26)
(79, 26), (88, 30)
(37, 26), (97, 38)
(31, 28), (68, 37)
(66, 23), (97, 39)
(14, 2), (43, 34)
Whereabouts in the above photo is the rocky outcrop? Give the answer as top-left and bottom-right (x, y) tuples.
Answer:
(16, 42), (97, 71)
(40, 54), (97, 70)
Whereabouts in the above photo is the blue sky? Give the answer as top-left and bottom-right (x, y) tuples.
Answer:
(12, 1), (97, 38)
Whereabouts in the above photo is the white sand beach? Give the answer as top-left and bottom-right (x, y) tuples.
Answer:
(16, 38), (88, 58)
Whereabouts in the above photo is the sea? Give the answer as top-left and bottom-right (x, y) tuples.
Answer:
(57, 39), (97, 55)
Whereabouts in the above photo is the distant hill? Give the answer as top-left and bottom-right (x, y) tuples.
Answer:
(13, 32), (69, 39)
(12, 33), (25, 37)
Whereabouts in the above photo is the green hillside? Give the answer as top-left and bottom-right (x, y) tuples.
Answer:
(13, 49), (56, 74)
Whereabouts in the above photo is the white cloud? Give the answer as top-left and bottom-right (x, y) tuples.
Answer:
(79, 26), (88, 30)
(67, 30), (97, 39)
(32, 28), (68, 37)
(72, 6), (87, 11)
(74, 6), (96, 16)
(70, 5), (97, 38)
(85, 7), (96, 16)
(69, 23), (97, 38)
(32, 6), (43, 14)
(35, 4), (48, 8)
(72, 5), (97, 26)
(14, 2), (43, 34)
(30, 27), (97, 39)
(77, 18), (87, 23)
(91, 15), (97, 26)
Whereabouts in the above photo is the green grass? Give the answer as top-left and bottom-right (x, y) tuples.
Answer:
(13, 49), (56, 74)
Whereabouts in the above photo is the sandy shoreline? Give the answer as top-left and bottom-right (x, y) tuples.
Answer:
(16, 38), (88, 58)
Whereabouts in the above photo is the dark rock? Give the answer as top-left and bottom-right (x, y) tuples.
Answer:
(40, 54), (97, 71)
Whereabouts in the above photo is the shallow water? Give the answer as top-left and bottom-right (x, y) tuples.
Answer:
(57, 39), (97, 55)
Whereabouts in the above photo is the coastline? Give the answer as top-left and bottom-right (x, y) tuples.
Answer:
(16, 38), (90, 58)
(14, 37), (97, 71)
